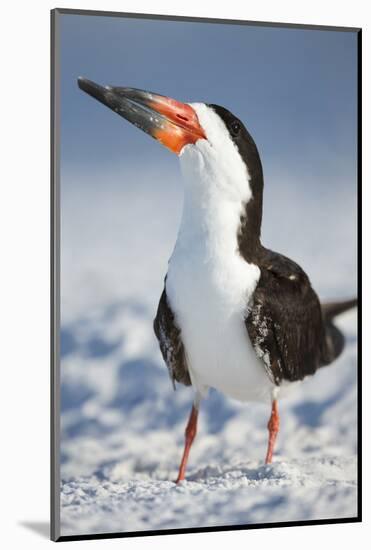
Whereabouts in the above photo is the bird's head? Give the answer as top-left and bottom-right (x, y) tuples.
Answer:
(78, 79), (263, 240)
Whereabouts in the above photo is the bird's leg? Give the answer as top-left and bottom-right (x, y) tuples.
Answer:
(265, 399), (280, 464)
(175, 402), (199, 483)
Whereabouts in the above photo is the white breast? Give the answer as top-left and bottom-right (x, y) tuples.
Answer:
(166, 247), (274, 403)
(165, 106), (275, 403)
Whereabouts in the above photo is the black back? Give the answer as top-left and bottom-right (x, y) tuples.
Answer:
(245, 248), (328, 383)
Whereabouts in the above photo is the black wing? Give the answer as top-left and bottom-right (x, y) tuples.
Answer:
(153, 288), (191, 387)
(246, 250), (326, 384)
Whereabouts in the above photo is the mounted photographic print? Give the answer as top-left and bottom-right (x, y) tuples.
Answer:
(51, 8), (361, 542)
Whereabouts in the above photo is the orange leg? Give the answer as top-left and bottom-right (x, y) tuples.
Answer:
(265, 399), (280, 464)
(175, 404), (199, 483)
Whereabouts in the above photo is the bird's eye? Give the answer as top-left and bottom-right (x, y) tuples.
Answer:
(230, 121), (241, 136)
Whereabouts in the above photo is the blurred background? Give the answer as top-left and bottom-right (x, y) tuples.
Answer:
(59, 13), (358, 536)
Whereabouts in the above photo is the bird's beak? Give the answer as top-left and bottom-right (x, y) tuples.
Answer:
(77, 77), (206, 154)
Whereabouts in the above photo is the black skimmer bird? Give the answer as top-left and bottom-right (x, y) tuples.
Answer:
(78, 77), (357, 482)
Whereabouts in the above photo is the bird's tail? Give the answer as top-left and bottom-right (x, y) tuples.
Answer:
(320, 297), (357, 366)
(322, 298), (358, 320)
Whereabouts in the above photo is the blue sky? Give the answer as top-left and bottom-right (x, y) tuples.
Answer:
(59, 13), (358, 317)
(59, 13), (358, 183)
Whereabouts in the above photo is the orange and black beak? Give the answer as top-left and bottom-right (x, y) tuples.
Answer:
(77, 77), (206, 154)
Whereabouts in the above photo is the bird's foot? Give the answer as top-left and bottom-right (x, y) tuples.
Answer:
(265, 399), (280, 464)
